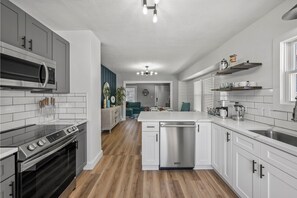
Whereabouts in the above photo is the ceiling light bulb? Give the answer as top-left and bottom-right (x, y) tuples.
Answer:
(154, 0), (160, 4)
(150, 71), (153, 75)
(153, 10), (158, 23)
(141, 71), (144, 75)
(155, 72), (158, 75)
(136, 72), (140, 75)
(143, 5), (148, 15)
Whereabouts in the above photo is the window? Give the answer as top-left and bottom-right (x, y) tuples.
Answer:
(283, 39), (297, 102)
(273, 28), (297, 111)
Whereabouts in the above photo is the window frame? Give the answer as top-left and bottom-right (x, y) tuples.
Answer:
(273, 28), (297, 112)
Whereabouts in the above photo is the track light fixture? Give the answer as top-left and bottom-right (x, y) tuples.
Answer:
(142, 0), (159, 23)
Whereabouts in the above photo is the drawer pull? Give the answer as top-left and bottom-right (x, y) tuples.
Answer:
(226, 132), (231, 142)
(260, 164), (265, 178)
(21, 36), (26, 48)
(147, 126), (155, 128)
(156, 134), (158, 142)
(29, 39), (33, 51)
(252, 160), (257, 173)
(9, 181), (15, 198)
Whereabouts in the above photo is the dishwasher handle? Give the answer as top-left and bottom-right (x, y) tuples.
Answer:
(160, 123), (196, 128)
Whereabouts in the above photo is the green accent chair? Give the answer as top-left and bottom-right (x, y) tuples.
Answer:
(126, 102), (142, 116)
(181, 102), (190, 111)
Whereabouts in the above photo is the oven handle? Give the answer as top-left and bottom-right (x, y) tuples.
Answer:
(20, 136), (76, 172)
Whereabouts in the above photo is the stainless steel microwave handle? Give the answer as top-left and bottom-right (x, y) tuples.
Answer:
(20, 136), (76, 172)
(41, 62), (49, 87)
(160, 124), (195, 128)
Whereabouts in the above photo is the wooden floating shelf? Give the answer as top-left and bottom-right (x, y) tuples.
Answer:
(216, 62), (262, 75)
(211, 86), (262, 92)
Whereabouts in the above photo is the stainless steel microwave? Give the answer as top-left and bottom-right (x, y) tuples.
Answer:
(0, 42), (56, 90)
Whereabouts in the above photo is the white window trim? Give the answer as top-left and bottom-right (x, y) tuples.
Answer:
(273, 27), (297, 112)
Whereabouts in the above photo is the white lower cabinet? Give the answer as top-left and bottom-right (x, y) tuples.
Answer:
(260, 160), (297, 198)
(211, 124), (223, 173)
(195, 122), (211, 168)
(211, 124), (233, 184)
(212, 124), (297, 198)
(233, 145), (260, 198)
(142, 131), (159, 170)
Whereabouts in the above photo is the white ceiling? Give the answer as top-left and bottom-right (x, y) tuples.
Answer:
(12, 0), (283, 75)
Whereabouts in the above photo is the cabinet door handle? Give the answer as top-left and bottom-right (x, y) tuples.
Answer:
(9, 181), (15, 198)
(21, 36), (26, 48)
(226, 132), (231, 142)
(252, 160), (257, 173)
(197, 125), (200, 132)
(156, 134), (158, 142)
(29, 39), (33, 50)
(260, 164), (265, 178)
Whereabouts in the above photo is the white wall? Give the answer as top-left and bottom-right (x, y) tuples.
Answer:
(118, 73), (179, 110)
(178, 0), (297, 132)
(178, 0), (297, 89)
(57, 30), (102, 170)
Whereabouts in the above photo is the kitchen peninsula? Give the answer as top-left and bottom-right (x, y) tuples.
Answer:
(138, 111), (297, 197)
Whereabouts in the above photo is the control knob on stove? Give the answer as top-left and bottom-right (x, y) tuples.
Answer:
(27, 144), (36, 151)
(37, 140), (45, 146)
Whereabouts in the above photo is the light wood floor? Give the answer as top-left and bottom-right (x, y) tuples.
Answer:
(69, 119), (238, 198)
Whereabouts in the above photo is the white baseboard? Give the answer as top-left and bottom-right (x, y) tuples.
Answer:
(194, 165), (213, 170)
(84, 149), (103, 170)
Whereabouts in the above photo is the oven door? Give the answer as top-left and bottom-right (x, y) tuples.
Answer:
(18, 136), (77, 198)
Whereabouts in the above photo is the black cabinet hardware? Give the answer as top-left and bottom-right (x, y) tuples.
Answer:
(260, 164), (265, 178)
(21, 36), (26, 48)
(197, 125), (200, 132)
(252, 160), (257, 173)
(29, 39), (33, 50)
(156, 134), (158, 142)
(9, 181), (15, 198)
(226, 132), (231, 142)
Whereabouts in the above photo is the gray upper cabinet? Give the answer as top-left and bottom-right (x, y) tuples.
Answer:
(76, 123), (87, 176)
(52, 33), (70, 93)
(1, 0), (26, 48)
(1, 0), (53, 59)
(25, 15), (52, 59)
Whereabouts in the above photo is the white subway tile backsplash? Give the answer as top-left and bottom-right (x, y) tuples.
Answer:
(275, 119), (297, 131)
(0, 105), (25, 114)
(13, 111), (36, 121)
(0, 114), (13, 124)
(0, 91), (87, 131)
(263, 96), (273, 104)
(0, 98), (13, 106)
(13, 97), (35, 105)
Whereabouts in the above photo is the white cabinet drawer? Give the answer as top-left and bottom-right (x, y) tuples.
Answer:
(142, 122), (159, 131)
(260, 143), (297, 178)
(233, 132), (260, 156)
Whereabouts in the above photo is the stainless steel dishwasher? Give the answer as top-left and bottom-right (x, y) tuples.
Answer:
(159, 122), (196, 169)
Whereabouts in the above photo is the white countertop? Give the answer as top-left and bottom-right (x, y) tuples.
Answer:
(0, 148), (18, 160)
(138, 111), (297, 157)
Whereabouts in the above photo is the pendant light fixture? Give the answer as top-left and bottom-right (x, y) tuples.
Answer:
(282, 4), (297, 20)
(142, 0), (159, 23)
(136, 66), (158, 76)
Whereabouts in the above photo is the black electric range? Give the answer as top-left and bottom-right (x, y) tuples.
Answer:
(0, 124), (79, 161)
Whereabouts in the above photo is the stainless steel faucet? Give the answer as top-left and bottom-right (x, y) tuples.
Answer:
(293, 97), (297, 122)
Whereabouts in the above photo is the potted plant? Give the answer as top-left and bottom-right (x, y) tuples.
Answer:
(116, 87), (126, 106)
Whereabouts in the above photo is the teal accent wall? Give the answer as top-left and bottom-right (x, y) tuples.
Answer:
(101, 65), (116, 107)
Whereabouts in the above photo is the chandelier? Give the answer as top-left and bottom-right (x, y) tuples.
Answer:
(136, 66), (158, 76)
(142, 0), (159, 23)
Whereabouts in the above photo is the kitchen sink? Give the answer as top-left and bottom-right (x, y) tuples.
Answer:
(249, 129), (297, 147)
